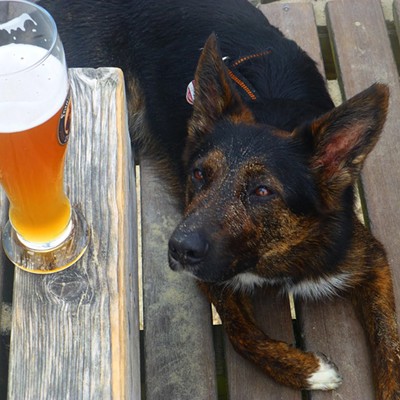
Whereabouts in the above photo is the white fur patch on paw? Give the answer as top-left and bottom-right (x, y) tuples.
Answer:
(307, 354), (343, 390)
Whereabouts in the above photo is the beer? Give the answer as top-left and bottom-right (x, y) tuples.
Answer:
(0, 1), (89, 273)
(0, 43), (71, 244)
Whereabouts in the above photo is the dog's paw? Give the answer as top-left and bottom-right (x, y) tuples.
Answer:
(307, 353), (343, 391)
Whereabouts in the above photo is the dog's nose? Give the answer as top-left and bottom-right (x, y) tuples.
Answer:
(168, 231), (209, 268)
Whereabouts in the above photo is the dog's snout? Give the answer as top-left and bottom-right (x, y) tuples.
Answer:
(168, 231), (209, 269)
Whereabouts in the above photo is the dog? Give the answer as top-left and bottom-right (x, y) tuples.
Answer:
(40, 0), (400, 397)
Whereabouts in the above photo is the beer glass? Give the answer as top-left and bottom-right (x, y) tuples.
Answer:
(0, 0), (89, 273)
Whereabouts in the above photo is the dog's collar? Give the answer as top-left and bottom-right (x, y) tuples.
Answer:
(186, 48), (272, 105)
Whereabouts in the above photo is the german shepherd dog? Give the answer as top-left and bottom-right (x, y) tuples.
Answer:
(40, 0), (400, 397)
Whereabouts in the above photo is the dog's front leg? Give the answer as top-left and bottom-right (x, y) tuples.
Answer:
(351, 251), (400, 400)
(198, 281), (342, 391)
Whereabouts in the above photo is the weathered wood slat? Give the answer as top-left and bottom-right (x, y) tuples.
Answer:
(327, 0), (400, 312)
(331, 0), (400, 350)
(0, 192), (9, 394)
(262, 2), (376, 399)
(394, 0), (400, 35)
(224, 288), (301, 400)
(7, 68), (141, 399)
(261, 2), (325, 76)
(299, 298), (374, 400)
(140, 160), (218, 400)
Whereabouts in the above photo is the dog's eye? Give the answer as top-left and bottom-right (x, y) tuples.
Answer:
(192, 168), (204, 182)
(254, 185), (273, 197)
(192, 168), (206, 188)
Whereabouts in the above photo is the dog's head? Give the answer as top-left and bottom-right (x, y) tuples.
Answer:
(168, 34), (389, 284)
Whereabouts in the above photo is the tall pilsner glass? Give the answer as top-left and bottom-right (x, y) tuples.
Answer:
(0, 0), (89, 273)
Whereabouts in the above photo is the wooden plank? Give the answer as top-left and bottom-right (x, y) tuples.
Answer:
(0, 194), (10, 396)
(298, 298), (374, 400)
(261, 2), (325, 77)
(7, 68), (141, 399)
(261, 2), (376, 399)
(394, 0), (400, 35)
(224, 288), (301, 400)
(328, 0), (400, 331)
(140, 160), (218, 400)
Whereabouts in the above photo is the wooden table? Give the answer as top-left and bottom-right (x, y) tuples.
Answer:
(5, 68), (141, 399)
(1, 1), (400, 399)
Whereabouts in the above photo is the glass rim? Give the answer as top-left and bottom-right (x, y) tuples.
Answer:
(0, 0), (59, 77)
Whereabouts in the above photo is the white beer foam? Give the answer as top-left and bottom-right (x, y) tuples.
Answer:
(0, 43), (68, 133)
(0, 13), (37, 34)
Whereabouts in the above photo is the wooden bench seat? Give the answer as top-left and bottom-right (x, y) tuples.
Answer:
(1, 0), (400, 399)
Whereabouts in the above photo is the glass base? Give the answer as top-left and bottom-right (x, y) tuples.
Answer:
(2, 207), (90, 274)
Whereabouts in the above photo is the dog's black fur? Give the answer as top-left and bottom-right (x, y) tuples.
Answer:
(41, 0), (333, 183)
(38, 0), (400, 396)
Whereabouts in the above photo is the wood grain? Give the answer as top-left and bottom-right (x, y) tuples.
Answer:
(0, 189), (10, 394)
(7, 68), (141, 399)
(261, 2), (325, 77)
(328, 0), (400, 325)
(140, 159), (218, 400)
(394, 0), (400, 35)
(224, 288), (301, 400)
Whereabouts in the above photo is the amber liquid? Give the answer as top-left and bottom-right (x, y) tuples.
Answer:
(0, 104), (71, 244)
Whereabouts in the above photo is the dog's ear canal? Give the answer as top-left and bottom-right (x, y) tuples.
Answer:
(297, 83), (389, 201)
(188, 33), (254, 137)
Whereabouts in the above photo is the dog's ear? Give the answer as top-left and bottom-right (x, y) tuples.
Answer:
(297, 83), (389, 208)
(188, 33), (254, 138)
